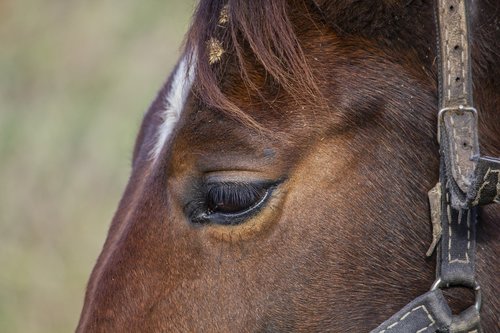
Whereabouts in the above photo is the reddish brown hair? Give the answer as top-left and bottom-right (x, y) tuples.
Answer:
(185, 0), (321, 128)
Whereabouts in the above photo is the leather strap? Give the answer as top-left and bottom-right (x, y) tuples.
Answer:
(429, 0), (481, 322)
(370, 290), (482, 333)
(437, 0), (500, 209)
(470, 157), (500, 206)
(437, 0), (473, 109)
(372, 0), (499, 330)
(436, 160), (478, 287)
(437, 0), (479, 208)
(370, 290), (452, 333)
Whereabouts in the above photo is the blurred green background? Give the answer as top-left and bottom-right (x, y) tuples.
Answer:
(0, 1), (195, 332)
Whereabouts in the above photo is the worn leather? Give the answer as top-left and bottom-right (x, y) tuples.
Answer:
(373, 0), (496, 330)
(436, 161), (477, 287)
(437, 0), (473, 108)
(437, 0), (500, 209)
(437, 0), (479, 207)
(370, 290), (452, 333)
(450, 306), (483, 333)
(470, 157), (500, 206)
(370, 290), (483, 333)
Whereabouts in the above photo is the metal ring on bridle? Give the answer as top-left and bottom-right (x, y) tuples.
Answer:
(430, 278), (482, 312)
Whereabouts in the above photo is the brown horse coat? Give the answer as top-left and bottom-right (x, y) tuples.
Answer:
(78, 0), (500, 331)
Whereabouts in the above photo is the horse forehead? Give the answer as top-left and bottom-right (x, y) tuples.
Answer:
(149, 26), (433, 167)
(149, 63), (273, 164)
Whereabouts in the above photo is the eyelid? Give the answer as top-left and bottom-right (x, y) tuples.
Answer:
(189, 178), (284, 226)
(203, 172), (273, 184)
(206, 181), (265, 199)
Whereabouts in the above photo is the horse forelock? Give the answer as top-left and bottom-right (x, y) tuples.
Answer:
(151, 0), (500, 159)
(150, 0), (321, 159)
(185, 0), (321, 126)
(152, 0), (442, 149)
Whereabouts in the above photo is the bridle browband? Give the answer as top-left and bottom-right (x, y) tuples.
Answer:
(371, 0), (500, 332)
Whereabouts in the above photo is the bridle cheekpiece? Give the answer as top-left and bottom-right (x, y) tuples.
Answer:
(372, 0), (499, 332)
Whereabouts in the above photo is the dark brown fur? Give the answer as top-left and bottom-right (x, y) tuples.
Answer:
(78, 0), (499, 331)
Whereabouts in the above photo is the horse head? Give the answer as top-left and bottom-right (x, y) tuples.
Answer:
(77, 0), (499, 331)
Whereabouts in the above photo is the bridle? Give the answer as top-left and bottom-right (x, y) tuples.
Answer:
(371, 0), (500, 332)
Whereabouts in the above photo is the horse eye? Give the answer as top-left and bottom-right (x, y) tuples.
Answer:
(206, 182), (267, 214)
(190, 180), (280, 226)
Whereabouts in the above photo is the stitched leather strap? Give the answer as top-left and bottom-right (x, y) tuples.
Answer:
(432, 0), (481, 326)
(370, 290), (451, 333)
(373, 1), (491, 331)
(437, 0), (479, 208)
(437, 0), (472, 108)
(370, 290), (483, 333)
(436, 161), (477, 287)
(437, 0), (500, 209)
(470, 157), (500, 206)
(441, 122), (500, 209)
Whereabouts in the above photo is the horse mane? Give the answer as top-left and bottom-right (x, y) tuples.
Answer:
(185, 0), (320, 128)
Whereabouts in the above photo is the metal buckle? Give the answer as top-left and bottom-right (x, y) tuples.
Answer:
(437, 105), (478, 144)
(430, 278), (482, 312)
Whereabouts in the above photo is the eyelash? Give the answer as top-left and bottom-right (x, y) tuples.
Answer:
(188, 180), (280, 226)
(206, 182), (266, 213)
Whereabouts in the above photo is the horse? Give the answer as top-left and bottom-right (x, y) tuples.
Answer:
(77, 0), (500, 331)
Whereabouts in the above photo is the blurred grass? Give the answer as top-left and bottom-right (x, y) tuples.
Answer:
(0, 1), (195, 332)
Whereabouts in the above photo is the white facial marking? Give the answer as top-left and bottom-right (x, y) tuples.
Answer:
(151, 52), (196, 160)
